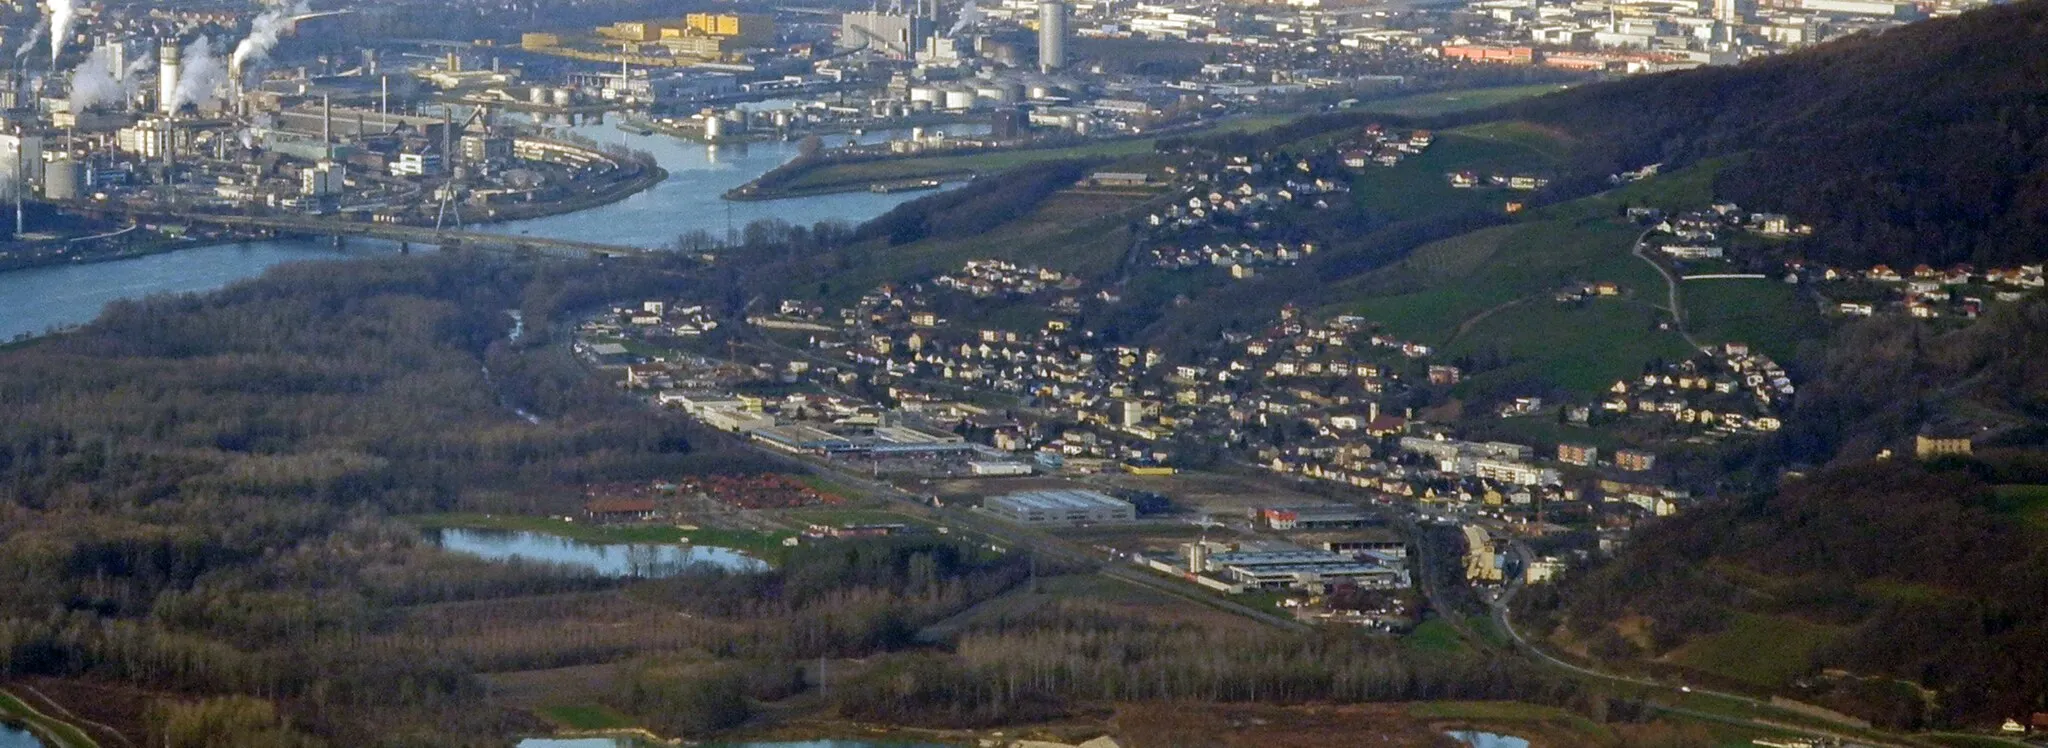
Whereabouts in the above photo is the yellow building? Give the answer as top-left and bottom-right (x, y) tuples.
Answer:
(686, 13), (775, 46)
(598, 21), (659, 41)
(1915, 433), (1972, 459)
(521, 32), (562, 49)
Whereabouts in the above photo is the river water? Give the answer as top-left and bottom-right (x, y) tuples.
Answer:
(0, 119), (981, 341)
(0, 725), (38, 748)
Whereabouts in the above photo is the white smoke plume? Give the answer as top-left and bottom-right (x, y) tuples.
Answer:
(171, 37), (226, 113)
(949, 0), (982, 36)
(16, 18), (48, 61)
(67, 44), (135, 112)
(49, 0), (74, 65)
(230, 0), (307, 82)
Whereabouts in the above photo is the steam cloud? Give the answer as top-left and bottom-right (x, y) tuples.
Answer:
(230, 0), (307, 81)
(170, 37), (226, 113)
(16, 18), (48, 61)
(49, 0), (73, 65)
(950, 0), (982, 36)
(67, 44), (136, 112)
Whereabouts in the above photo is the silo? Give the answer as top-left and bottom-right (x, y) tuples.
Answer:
(551, 88), (573, 107)
(42, 158), (80, 200)
(908, 85), (941, 106)
(1027, 81), (1058, 100)
(703, 113), (724, 140)
(942, 86), (977, 110)
(1038, 0), (1067, 73)
(157, 40), (180, 115)
(529, 86), (547, 105)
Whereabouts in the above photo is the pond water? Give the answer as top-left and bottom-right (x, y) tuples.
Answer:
(0, 725), (40, 748)
(1445, 731), (1531, 748)
(428, 528), (768, 577)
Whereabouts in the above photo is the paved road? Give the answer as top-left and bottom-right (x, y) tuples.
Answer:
(1629, 228), (1704, 350)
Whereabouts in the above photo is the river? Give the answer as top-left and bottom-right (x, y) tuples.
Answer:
(0, 119), (982, 341)
(0, 725), (37, 748)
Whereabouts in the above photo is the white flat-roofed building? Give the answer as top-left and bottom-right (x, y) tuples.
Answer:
(984, 489), (1134, 525)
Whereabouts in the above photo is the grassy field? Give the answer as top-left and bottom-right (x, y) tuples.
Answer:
(1402, 619), (1473, 655)
(1682, 279), (1827, 360)
(1663, 612), (1845, 688)
(1407, 700), (1614, 743)
(1354, 84), (1574, 118)
(1349, 132), (1561, 222)
(406, 513), (797, 558)
(0, 689), (98, 748)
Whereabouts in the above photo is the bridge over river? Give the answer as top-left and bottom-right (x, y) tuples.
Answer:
(141, 212), (658, 259)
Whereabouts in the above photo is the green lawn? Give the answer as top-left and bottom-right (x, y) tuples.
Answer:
(539, 704), (636, 730)
(1354, 84), (1574, 117)
(0, 689), (98, 748)
(1664, 612), (1844, 688)
(1450, 120), (1576, 162)
(1403, 618), (1474, 655)
(1681, 279), (1826, 361)
(1350, 132), (1561, 222)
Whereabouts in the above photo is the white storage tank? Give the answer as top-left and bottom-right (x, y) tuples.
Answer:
(551, 88), (573, 107)
(703, 114), (724, 140)
(908, 85), (942, 105)
(41, 158), (81, 201)
(941, 86), (977, 110)
(528, 86), (547, 104)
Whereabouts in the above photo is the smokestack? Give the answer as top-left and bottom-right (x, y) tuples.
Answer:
(157, 39), (180, 115)
(321, 93), (331, 151)
(379, 74), (388, 117)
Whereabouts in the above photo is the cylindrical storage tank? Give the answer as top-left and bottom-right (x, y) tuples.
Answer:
(551, 88), (573, 107)
(1027, 82), (1057, 100)
(42, 158), (81, 200)
(529, 86), (547, 104)
(973, 83), (1007, 103)
(942, 87), (977, 111)
(772, 109), (792, 128)
(908, 85), (941, 105)
(703, 115), (724, 140)
(909, 126), (926, 142)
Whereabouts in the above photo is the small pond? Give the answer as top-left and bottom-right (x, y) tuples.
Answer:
(0, 725), (41, 748)
(1445, 731), (1531, 748)
(429, 528), (767, 577)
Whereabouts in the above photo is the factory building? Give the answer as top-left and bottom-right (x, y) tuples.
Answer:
(983, 489), (1133, 525)
(842, 12), (927, 59)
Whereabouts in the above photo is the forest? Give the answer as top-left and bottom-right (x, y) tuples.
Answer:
(1516, 455), (2048, 729)
(1481, 0), (2048, 269)
(0, 251), (1608, 745)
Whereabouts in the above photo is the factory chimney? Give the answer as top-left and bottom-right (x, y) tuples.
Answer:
(157, 39), (181, 115)
(1037, 0), (1066, 73)
(321, 94), (332, 156)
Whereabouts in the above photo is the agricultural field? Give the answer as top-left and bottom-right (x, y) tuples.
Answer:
(1990, 484), (2048, 531)
(1681, 278), (1828, 361)
(1661, 612), (1846, 688)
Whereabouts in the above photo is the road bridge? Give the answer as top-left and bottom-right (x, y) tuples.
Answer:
(153, 212), (656, 259)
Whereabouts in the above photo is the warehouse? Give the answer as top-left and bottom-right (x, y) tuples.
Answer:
(983, 489), (1134, 525)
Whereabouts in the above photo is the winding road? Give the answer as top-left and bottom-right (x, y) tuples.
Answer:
(1629, 228), (1705, 351)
